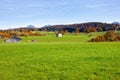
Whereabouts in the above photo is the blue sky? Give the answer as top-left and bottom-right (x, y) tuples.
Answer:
(0, 0), (120, 29)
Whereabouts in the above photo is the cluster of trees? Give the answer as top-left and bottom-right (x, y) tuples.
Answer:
(40, 22), (120, 33)
(58, 27), (97, 34)
(83, 27), (97, 33)
(54, 27), (80, 35)
(0, 28), (40, 39)
(91, 30), (120, 42)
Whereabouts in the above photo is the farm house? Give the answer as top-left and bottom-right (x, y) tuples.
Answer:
(4, 36), (21, 43)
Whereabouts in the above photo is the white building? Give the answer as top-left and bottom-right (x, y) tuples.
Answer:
(56, 33), (62, 37)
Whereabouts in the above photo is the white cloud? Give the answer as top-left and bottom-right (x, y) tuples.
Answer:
(85, 3), (112, 8)
(25, 1), (68, 8)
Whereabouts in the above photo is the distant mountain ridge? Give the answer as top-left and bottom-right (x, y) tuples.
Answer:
(112, 22), (120, 25)
(27, 25), (35, 29)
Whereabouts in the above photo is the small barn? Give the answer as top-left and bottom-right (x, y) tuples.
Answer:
(56, 33), (62, 37)
(4, 36), (21, 43)
(31, 39), (37, 42)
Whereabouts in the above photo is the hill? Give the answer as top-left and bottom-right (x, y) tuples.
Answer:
(112, 22), (120, 25)
(27, 25), (35, 29)
(40, 22), (120, 32)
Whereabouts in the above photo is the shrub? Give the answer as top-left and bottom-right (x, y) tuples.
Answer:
(91, 30), (120, 42)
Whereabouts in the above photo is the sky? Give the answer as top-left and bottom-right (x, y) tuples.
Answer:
(0, 0), (120, 29)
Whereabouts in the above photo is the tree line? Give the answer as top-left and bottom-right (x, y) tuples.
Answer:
(40, 22), (120, 33)
(0, 28), (40, 39)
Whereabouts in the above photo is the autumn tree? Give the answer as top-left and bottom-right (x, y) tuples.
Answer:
(91, 27), (97, 32)
(91, 30), (118, 42)
(105, 30), (115, 41)
(83, 27), (90, 33)
(75, 28), (80, 34)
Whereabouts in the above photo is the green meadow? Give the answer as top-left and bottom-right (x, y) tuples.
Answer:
(0, 32), (120, 80)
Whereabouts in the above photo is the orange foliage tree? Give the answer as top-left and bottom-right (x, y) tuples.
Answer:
(75, 28), (80, 34)
(91, 30), (120, 42)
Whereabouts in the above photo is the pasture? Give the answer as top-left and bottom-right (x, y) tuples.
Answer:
(0, 32), (120, 80)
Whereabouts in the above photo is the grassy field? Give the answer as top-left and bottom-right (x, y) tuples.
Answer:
(0, 32), (120, 80)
